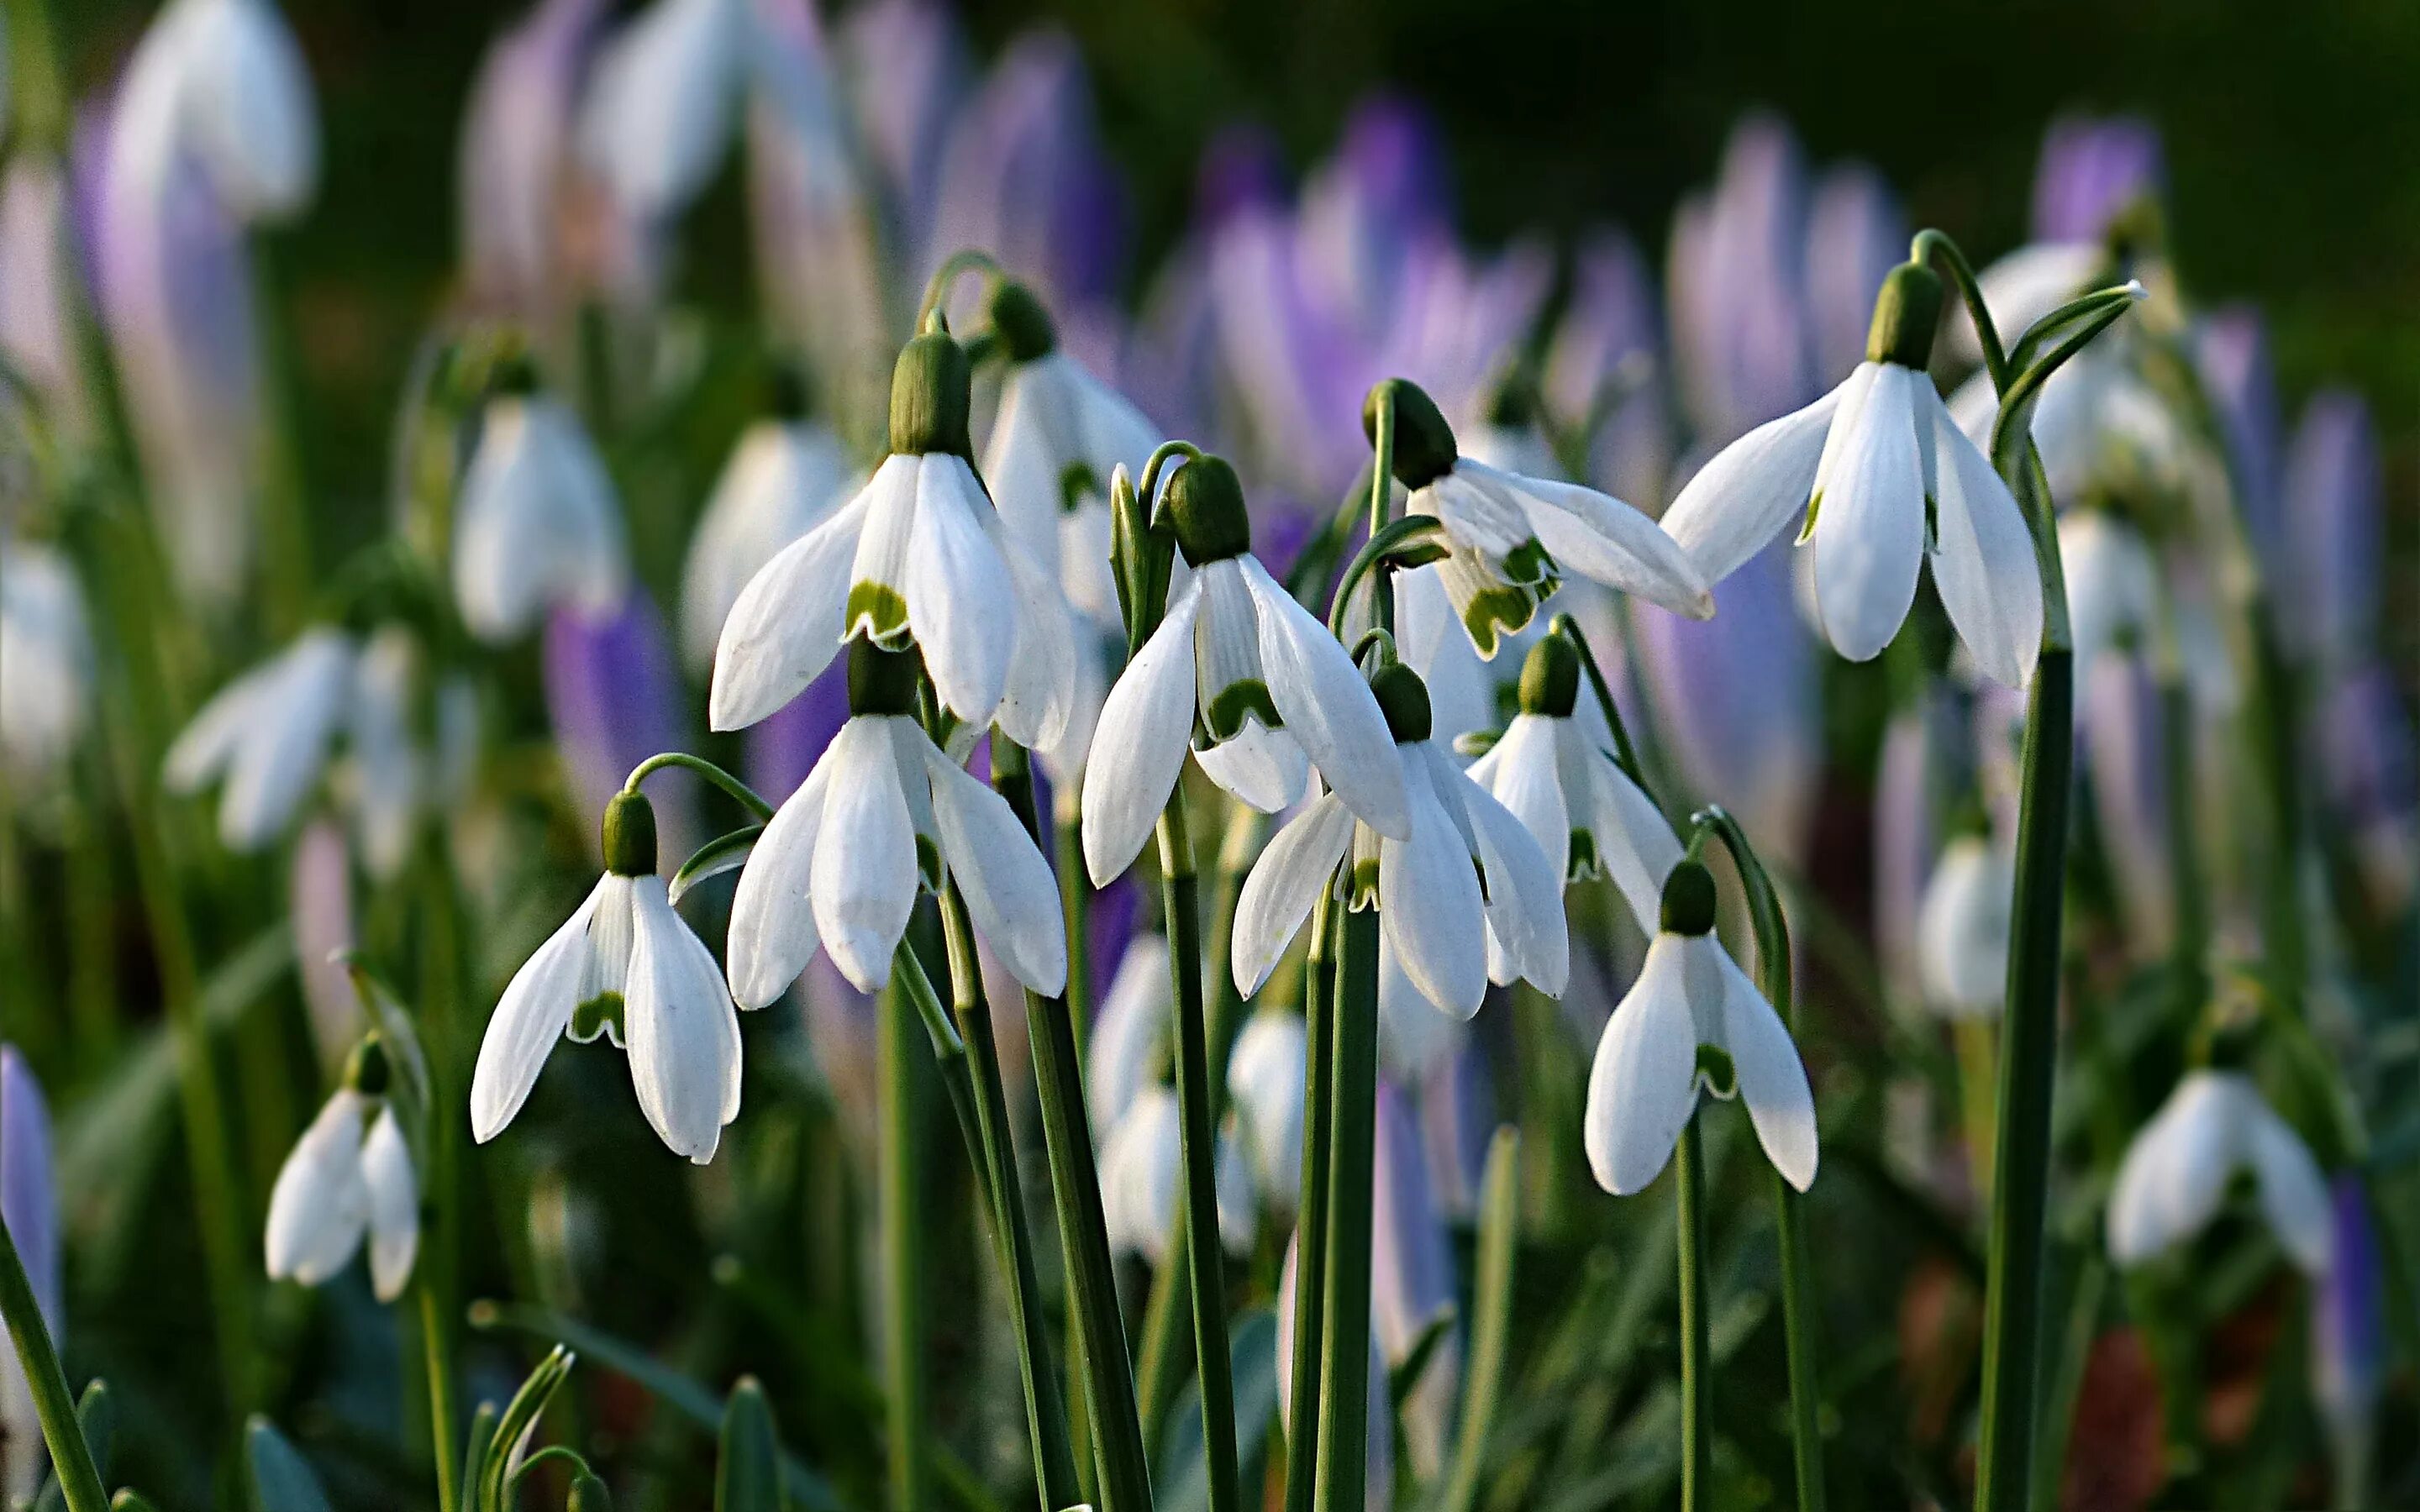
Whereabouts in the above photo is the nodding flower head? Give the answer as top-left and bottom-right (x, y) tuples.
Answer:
(888, 330), (973, 459)
(1165, 454), (1253, 566)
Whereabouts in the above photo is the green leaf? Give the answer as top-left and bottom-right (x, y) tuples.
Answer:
(716, 1376), (786, 1512)
(459, 1401), (499, 1512)
(245, 1417), (334, 1512)
(671, 825), (765, 906)
(33, 1380), (116, 1512)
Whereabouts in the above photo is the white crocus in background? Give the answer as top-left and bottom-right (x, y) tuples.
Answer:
(1227, 1007), (1308, 1211)
(452, 363), (630, 643)
(1660, 261), (2048, 686)
(0, 542), (94, 780)
(679, 375), (856, 673)
(2107, 1068), (2333, 1274)
(1097, 1084), (1255, 1261)
(725, 641), (1067, 1002)
(1373, 379), (1712, 659)
(1467, 634), (1684, 929)
(1917, 827), (2015, 1018)
(1584, 858), (1818, 1194)
(1081, 454), (1411, 884)
(0, 1046), (60, 1507)
(165, 626), (355, 850)
(710, 332), (1075, 752)
(471, 790), (744, 1163)
(1233, 661), (1567, 1024)
(265, 1039), (418, 1301)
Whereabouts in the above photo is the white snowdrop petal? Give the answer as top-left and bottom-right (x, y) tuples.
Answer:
(163, 666), (266, 794)
(1376, 934), (1465, 1079)
(1379, 751), (1488, 1020)
(1917, 836), (2012, 1016)
(978, 361), (1072, 570)
(1478, 716), (1569, 882)
(906, 455), (1016, 728)
(265, 1089), (370, 1286)
(470, 885), (601, 1142)
(1927, 386), (2044, 689)
(1468, 463), (1712, 618)
(1715, 948), (1818, 1191)
(725, 754), (833, 1008)
(2246, 1105), (2333, 1275)
(804, 718), (919, 993)
(1087, 936), (1171, 1132)
(1811, 363), (1928, 663)
(993, 525), (1079, 754)
(708, 480), (876, 731)
(361, 1105), (419, 1302)
(2107, 1074), (2239, 1265)
(1243, 557), (1410, 840)
(215, 632), (353, 851)
(1192, 720), (1309, 813)
(1081, 580), (1203, 885)
(580, 0), (747, 218)
(623, 879), (742, 1163)
(1659, 384), (1844, 585)
(1443, 746), (1567, 994)
(1231, 792), (1355, 998)
(923, 739), (1067, 996)
(682, 422), (850, 672)
(1583, 935), (1699, 1195)
(1578, 733), (1685, 932)
(1227, 1013), (1307, 1210)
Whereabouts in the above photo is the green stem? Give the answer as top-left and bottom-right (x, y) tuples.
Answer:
(1282, 894), (1337, 1512)
(619, 752), (774, 821)
(416, 842), (463, 1512)
(1311, 906), (1379, 1512)
(1676, 1112), (1714, 1512)
(419, 1278), (462, 1512)
(992, 742), (1155, 1512)
(1134, 1225), (1192, 1456)
(1439, 1129), (1521, 1512)
(877, 953), (932, 1512)
(1056, 816), (1095, 1066)
(916, 249), (1006, 333)
(1155, 795), (1242, 1512)
(1550, 613), (1649, 787)
(936, 883), (1081, 1510)
(1365, 386), (1397, 636)
(0, 1215), (107, 1512)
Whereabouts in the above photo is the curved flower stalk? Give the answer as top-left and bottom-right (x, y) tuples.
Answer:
(1660, 262), (2046, 685)
(0, 542), (93, 782)
(1080, 454), (1410, 885)
(2106, 1068), (2332, 1275)
(0, 1047), (61, 1508)
(711, 332), (1075, 752)
(1584, 859), (1818, 1196)
(1232, 660), (1567, 1024)
(471, 789), (743, 1163)
(264, 1040), (418, 1302)
(1098, 1084), (1255, 1261)
(724, 640), (1067, 1004)
(1916, 828), (2016, 1019)
(1371, 380), (1710, 659)
(679, 376), (856, 674)
(452, 362), (630, 643)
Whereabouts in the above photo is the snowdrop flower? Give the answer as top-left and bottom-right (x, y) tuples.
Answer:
(1080, 455), (1411, 884)
(264, 1040), (418, 1301)
(2058, 508), (2159, 669)
(1466, 636), (1684, 931)
(0, 543), (93, 779)
(452, 363), (629, 643)
(165, 627), (355, 850)
(1376, 380), (1711, 658)
(726, 641), (1067, 1002)
(1226, 1007), (1307, 1211)
(1233, 661), (1567, 1022)
(1085, 932), (1169, 1133)
(1661, 262), (2045, 687)
(1098, 1083), (1255, 1261)
(1916, 828), (2014, 1018)
(680, 376), (856, 673)
(2107, 1069), (2331, 1274)
(578, 0), (750, 223)
(471, 790), (744, 1163)
(710, 333), (1075, 752)
(115, 0), (319, 224)
(1584, 859), (1818, 1195)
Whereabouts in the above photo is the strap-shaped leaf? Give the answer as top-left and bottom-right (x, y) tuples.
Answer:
(245, 1418), (334, 1512)
(716, 1377), (786, 1512)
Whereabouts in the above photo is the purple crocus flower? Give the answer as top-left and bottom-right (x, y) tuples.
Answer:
(835, 0), (967, 265)
(1874, 692), (1959, 1007)
(457, 0), (607, 317)
(2194, 306), (2285, 559)
(2319, 663), (2419, 912)
(542, 595), (695, 867)
(0, 1046), (60, 1506)
(1804, 161), (1904, 382)
(1417, 1036), (1497, 1223)
(2081, 652), (2174, 951)
(1, 159), (87, 433)
(743, 661), (850, 806)
(2312, 1176), (2386, 1452)
(2030, 113), (2163, 244)
(1544, 228), (1670, 508)
(288, 817), (362, 1070)
(2282, 390), (2381, 669)
(1296, 97), (1452, 341)
(1666, 113), (1816, 444)
(1373, 1076), (1458, 1478)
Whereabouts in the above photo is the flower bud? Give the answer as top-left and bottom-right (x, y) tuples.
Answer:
(1165, 455), (1252, 566)
(566, 1470), (613, 1512)
(1517, 636), (1581, 718)
(1369, 662), (1433, 745)
(847, 638), (923, 718)
(988, 281), (1058, 365)
(342, 1035), (391, 1097)
(1864, 261), (1944, 370)
(1660, 859), (1718, 936)
(601, 790), (658, 878)
(887, 333), (973, 458)
(1366, 378), (1458, 491)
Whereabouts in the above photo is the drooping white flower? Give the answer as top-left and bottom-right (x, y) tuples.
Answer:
(452, 370), (630, 643)
(2054, 507), (2159, 669)
(1227, 1008), (1307, 1211)
(1232, 662), (1567, 1023)
(1097, 1084), (1255, 1262)
(726, 641), (1067, 1002)
(578, 0), (750, 222)
(680, 399), (856, 672)
(710, 333), (1075, 752)
(2107, 1069), (2332, 1274)
(1081, 454), (1411, 885)
(118, 0), (319, 224)
(1916, 830), (2014, 1019)
(471, 790), (744, 1163)
(1085, 932), (1170, 1134)
(1660, 262), (2045, 687)
(1947, 341), (2196, 520)
(1376, 380), (1712, 658)
(1465, 634), (1684, 931)
(0, 543), (93, 778)
(264, 1072), (418, 1302)
(1583, 859), (1818, 1195)
(164, 627), (355, 850)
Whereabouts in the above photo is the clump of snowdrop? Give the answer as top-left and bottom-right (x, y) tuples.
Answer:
(1081, 454), (1410, 884)
(2107, 1068), (2332, 1275)
(725, 640), (1066, 1002)
(1584, 858), (1818, 1194)
(1232, 659), (1567, 1023)
(1660, 261), (2045, 686)
(1098, 1081), (1255, 1262)
(452, 359), (630, 643)
(471, 788), (744, 1163)
(265, 1037), (418, 1301)
(1916, 825), (2016, 1019)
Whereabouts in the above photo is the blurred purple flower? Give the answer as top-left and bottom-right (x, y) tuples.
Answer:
(2283, 390), (2381, 668)
(1297, 97), (1451, 338)
(2319, 663), (2419, 912)
(1667, 113), (1815, 444)
(2312, 1175), (2385, 1446)
(836, 0), (968, 263)
(1874, 690), (1960, 1007)
(0, 1045), (58, 1506)
(289, 817), (361, 1069)
(1544, 228), (1670, 507)
(457, 0), (606, 314)
(2030, 113), (2162, 244)
(1, 159), (88, 435)
(1373, 1076), (1458, 1478)
(2194, 306), (2285, 559)
(542, 596), (694, 867)
(743, 661), (850, 805)
(1416, 1037), (1496, 1223)
(1804, 161), (1904, 381)
(2081, 652), (2174, 951)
